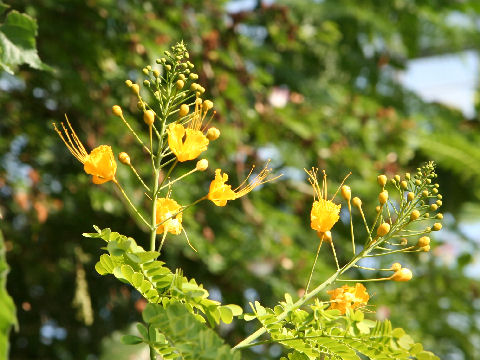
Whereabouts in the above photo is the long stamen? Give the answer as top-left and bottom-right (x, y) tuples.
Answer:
(65, 116), (88, 159)
(234, 165), (256, 191)
(322, 170), (327, 200)
(305, 168), (322, 200)
(53, 117), (88, 163)
(234, 162), (280, 198)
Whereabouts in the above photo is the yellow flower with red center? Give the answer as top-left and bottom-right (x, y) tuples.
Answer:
(155, 198), (183, 235)
(208, 164), (278, 206)
(306, 168), (341, 235)
(327, 283), (370, 314)
(54, 118), (117, 184)
(167, 99), (210, 162)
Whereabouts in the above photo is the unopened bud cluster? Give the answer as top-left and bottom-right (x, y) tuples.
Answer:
(372, 163), (443, 255)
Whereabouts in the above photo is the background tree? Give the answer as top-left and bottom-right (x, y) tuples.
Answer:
(1, 0), (479, 359)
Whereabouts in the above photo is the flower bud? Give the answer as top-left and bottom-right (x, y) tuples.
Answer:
(415, 179), (421, 186)
(153, 70), (160, 78)
(125, 79), (133, 87)
(131, 84), (140, 95)
(422, 190), (429, 197)
(436, 213), (443, 220)
(417, 236), (430, 247)
(112, 105), (122, 117)
(341, 185), (351, 201)
(391, 268), (413, 282)
(203, 100), (214, 111)
(144, 110), (155, 126)
(394, 175), (401, 182)
(178, 74), (186, 81)
(430, 204), (438, 211)
(143, 80), (150, 87)
(432, 188), (438, 194)
(436, 200), (442, 207)
(422, 245), (431, 252)
(118, 152), (131, 165)
(410, 210), (420, 221)
(400, 180), (408, 190)
(206, 127), (220, 141)
(377, 175), (387, 187)
(142, 68), (149, 75)
(176, 79), (184, 89)
(400, 238), (408, 246)
(425, 226), (432, 232)
(165, 65), (172, 71)
(432, 223), (442, 231)
(424, 213), (430, 218)
(405, 173), (411, 180)
(379, 190), (388, 205)
(189, 73), (198, 80)
(390, 263), (402, 271)
(407, 192), (415, 202)
(375, 205), (381, 213)
(179, 104), (189, 117)
(195, 159), (208, 171)
(190, 83), (199, 91)
(352, 197), (362, 208)
(377, 223), (390, 236)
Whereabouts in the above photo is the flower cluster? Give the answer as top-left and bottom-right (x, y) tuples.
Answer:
(54, 41), (279, 253)
(305, 162), (442, 317)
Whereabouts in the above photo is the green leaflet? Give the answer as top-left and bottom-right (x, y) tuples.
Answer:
(137, 302), (240, 360)
(0, 3), (51, 74)
(0, 229), (17, 359)
(85, 226), (242, 327)
(250, 299), (438, 360)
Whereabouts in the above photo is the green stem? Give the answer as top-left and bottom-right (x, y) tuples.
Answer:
(118, 113), (152, 156)
(113, 180), (151, 229)
(159, 159), (178, 190)
(150, 167), (160, 252)
(159, 167), (197, 191)
(128, 164), (150, 192)
(305, 236), (324, 293)
(158, 230), (168, 254)
(348, 201), (355, 255)
(233, 269), (342, 350)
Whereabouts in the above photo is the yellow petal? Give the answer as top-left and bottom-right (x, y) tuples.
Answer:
(83, 145), (117, 184)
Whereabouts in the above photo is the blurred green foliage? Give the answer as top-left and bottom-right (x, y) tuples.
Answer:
(0, 230), (16, 359)
(1, 0), (480, 359)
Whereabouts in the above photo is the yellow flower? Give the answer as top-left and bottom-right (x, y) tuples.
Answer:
(306, 168), (342, 234)
(54, 118), (117, 184)
(167, 99), (210, 162)
(327, 283), (369, 315)
(155, 198), (183, 235)
(208, 164), (277, 206)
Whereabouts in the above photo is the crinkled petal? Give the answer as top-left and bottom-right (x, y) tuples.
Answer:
(83, 145), (117, 184)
